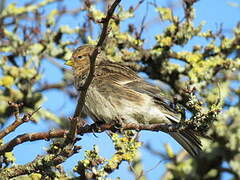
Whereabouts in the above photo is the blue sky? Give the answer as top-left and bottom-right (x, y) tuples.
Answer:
(2, 0), (240, 179)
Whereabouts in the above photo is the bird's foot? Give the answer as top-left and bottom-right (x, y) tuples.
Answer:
(91, 121), (105, 134)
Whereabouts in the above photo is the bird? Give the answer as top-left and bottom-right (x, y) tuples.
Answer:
(65, 45), (202, 157)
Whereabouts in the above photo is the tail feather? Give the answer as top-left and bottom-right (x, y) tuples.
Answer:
(169, 130), (202, 157)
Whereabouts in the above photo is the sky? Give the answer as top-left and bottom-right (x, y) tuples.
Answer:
(2, 0), (240, 179)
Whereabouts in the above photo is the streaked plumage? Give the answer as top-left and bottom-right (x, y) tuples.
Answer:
(66, 45), (202, 156)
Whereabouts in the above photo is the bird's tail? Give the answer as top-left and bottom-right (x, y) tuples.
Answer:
(169, 130), (202, 157)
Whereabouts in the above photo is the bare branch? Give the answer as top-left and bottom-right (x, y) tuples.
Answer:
(0, 122), (180, 155)
(66, 0), (122, 144)
(0, 102), (40, 139)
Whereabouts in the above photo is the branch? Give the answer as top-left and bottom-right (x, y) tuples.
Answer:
(218, 167), (239, 180)
(66, 0), (121, 144)
(35, 83), (66, 92)
(0, 102), (40, 139)
(0, 122), (179, 155)
(0, 145), (80, 180)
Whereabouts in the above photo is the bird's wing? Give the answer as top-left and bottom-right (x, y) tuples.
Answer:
(123, 80), (181, 123)
(93, 62), (144, 101)
(120, 75), (202, 156)
(94, 61), (180, 122)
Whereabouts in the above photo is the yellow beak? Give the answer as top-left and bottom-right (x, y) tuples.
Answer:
(65, 60), (74, 67)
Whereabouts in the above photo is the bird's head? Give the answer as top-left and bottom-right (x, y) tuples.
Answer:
(65, 45), (106, 70)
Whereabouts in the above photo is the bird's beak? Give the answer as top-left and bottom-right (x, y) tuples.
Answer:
(65, 60), (74, 67)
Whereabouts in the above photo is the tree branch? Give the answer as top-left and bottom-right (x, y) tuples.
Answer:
(0, 145), (80, 180)
(66, 0), (121, 143)
(0, 122), (180, 155)
(0, 102), (40, 139)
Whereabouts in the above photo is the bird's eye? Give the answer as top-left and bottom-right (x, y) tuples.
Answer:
(77, 55), (83, 59)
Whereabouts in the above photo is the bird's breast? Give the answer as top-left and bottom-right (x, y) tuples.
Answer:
(83, 87), (176, 125)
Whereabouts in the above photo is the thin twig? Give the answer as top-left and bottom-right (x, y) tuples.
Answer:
(0, 102), (40, 139)
(35, 83), (66, 92)
(66, 0), (121, 144)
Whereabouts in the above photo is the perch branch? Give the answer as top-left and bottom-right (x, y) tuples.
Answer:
(0, 122), (180, 155)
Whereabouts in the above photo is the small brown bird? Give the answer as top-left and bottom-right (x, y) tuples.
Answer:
(65, 45), (201, 156)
